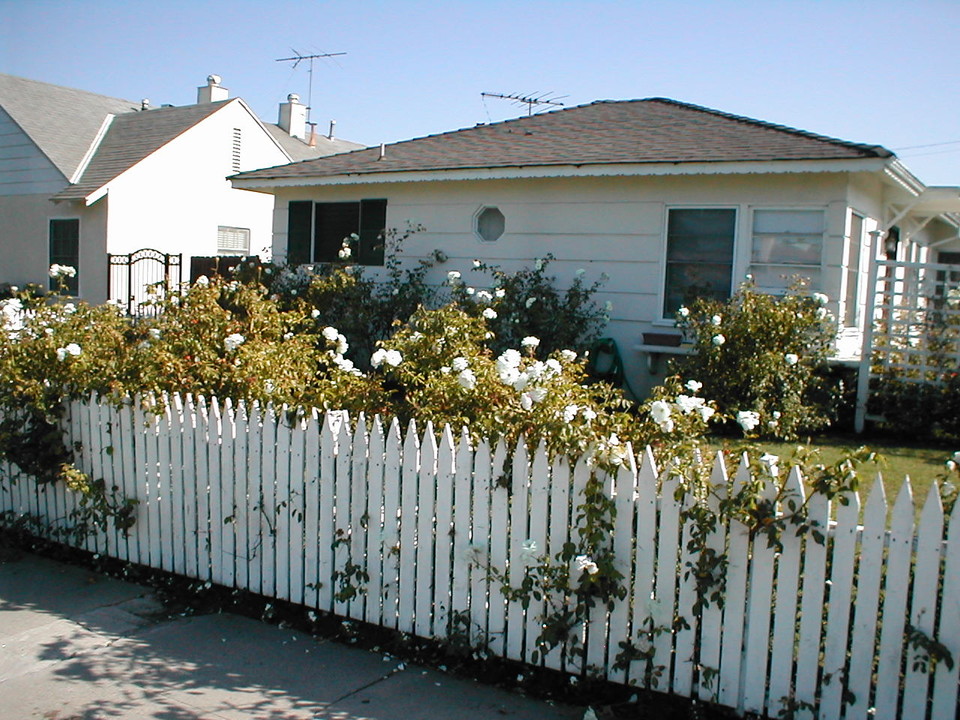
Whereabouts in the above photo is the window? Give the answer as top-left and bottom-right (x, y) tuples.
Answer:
(749, 209), (824, 293)
(287, 199), (387, 266)
(49, 219), (79, 294)
(476, 207), (505, 242)
(843, 214), (864, 326)
(217, 226), (250, 256)
(663, 208), (736, 318)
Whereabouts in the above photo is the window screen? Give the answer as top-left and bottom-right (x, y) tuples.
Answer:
(750, 209), (824, 292)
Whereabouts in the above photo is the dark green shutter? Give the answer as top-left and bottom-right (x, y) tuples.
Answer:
(287, 201), (313, 265)
(358, 199), (387, 266)
(49, 219), (80, 294)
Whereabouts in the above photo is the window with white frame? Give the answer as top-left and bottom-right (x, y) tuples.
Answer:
(663, 208), (736, 318)
(476, 207), (505, 242)
(749, 209), (824, 293)
(217, 226), (250, 256)
(843, 213), (864, 327)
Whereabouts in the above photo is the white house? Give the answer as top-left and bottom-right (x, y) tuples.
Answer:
(0, 73), (362, 304)
(231, 98), (960, 396)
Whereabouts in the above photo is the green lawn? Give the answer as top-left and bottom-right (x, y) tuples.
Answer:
(708, 434), (954, 517)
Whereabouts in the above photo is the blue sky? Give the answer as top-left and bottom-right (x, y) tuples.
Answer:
(3, 0), (959, 185)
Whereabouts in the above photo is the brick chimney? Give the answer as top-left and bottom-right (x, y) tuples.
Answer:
(197, 74), (229, 104)
(278, 93), (307, 139)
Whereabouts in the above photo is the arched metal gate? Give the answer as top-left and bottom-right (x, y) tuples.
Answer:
(107, 248), (182, 316)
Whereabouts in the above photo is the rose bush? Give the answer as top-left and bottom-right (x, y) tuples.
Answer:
(448, 254), (608, 356)
(671, 278), (840, 440)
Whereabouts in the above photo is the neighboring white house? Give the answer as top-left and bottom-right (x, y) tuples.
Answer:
(0, 73), (362, 303)
(231, 98), (960, 396)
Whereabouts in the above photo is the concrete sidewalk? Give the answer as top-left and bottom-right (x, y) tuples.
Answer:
(0, 551), (581, 719)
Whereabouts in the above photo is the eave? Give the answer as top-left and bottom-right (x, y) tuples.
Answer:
(230, 157), (892, 191)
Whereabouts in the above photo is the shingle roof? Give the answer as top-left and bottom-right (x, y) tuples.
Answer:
(53, 101), (231, 201)
(234, 98), (894, 182)
(263, 124), (365, 162)
(0, 73), (139, 179)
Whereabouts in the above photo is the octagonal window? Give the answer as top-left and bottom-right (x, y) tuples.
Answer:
(476, 207), (505, 242)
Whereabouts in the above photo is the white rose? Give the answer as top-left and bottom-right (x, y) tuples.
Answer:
(736, 410), (761, 433)
(650, 400), (672, 424)
(383, 349), (403, 367)
(224, 333), (245, 352)
(457, 368), (477, 390)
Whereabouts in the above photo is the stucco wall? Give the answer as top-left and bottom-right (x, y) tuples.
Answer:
(271, 170), (869, 397)
(0, 193), (59, 288)
(0, 194), (108, 301)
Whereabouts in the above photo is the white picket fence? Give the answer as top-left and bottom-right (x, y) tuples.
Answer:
(1, 394), (958, 720)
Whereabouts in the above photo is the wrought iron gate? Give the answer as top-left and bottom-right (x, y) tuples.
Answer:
(107, 248), (182, 315)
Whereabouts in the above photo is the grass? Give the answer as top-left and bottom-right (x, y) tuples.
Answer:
(708, 433), (954, 519)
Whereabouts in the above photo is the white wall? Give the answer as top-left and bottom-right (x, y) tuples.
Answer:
(271, 171), (863, 397)
(101, 100), (285, 280)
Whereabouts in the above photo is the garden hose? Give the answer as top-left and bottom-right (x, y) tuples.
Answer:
(586, 337), (639, 401)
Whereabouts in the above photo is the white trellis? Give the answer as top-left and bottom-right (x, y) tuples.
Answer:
(856, 258), (960, 431)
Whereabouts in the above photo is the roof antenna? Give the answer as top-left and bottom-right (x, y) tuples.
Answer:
(275, 49), (347, 134)
(481, 92), (566, 116)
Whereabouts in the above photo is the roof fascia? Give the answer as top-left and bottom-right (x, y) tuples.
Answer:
(70, 113), (115, 184)
(882, 159), (926, 196)
(231, 157), (890, 190)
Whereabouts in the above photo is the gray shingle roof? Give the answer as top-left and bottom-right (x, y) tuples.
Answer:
(0, 73), (139, 179)
(234, 98), (894, 183)
(263, 124), (365, 162)
(53, 101), (230, 201)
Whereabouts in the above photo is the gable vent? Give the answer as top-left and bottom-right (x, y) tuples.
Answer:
(231, 128), (242, 172)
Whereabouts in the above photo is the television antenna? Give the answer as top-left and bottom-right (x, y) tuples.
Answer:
(275, 49), (347, 125)
(481, 91), (566, 116)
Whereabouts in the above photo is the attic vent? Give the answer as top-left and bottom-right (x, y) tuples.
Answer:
(231, 128), (242, 172)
